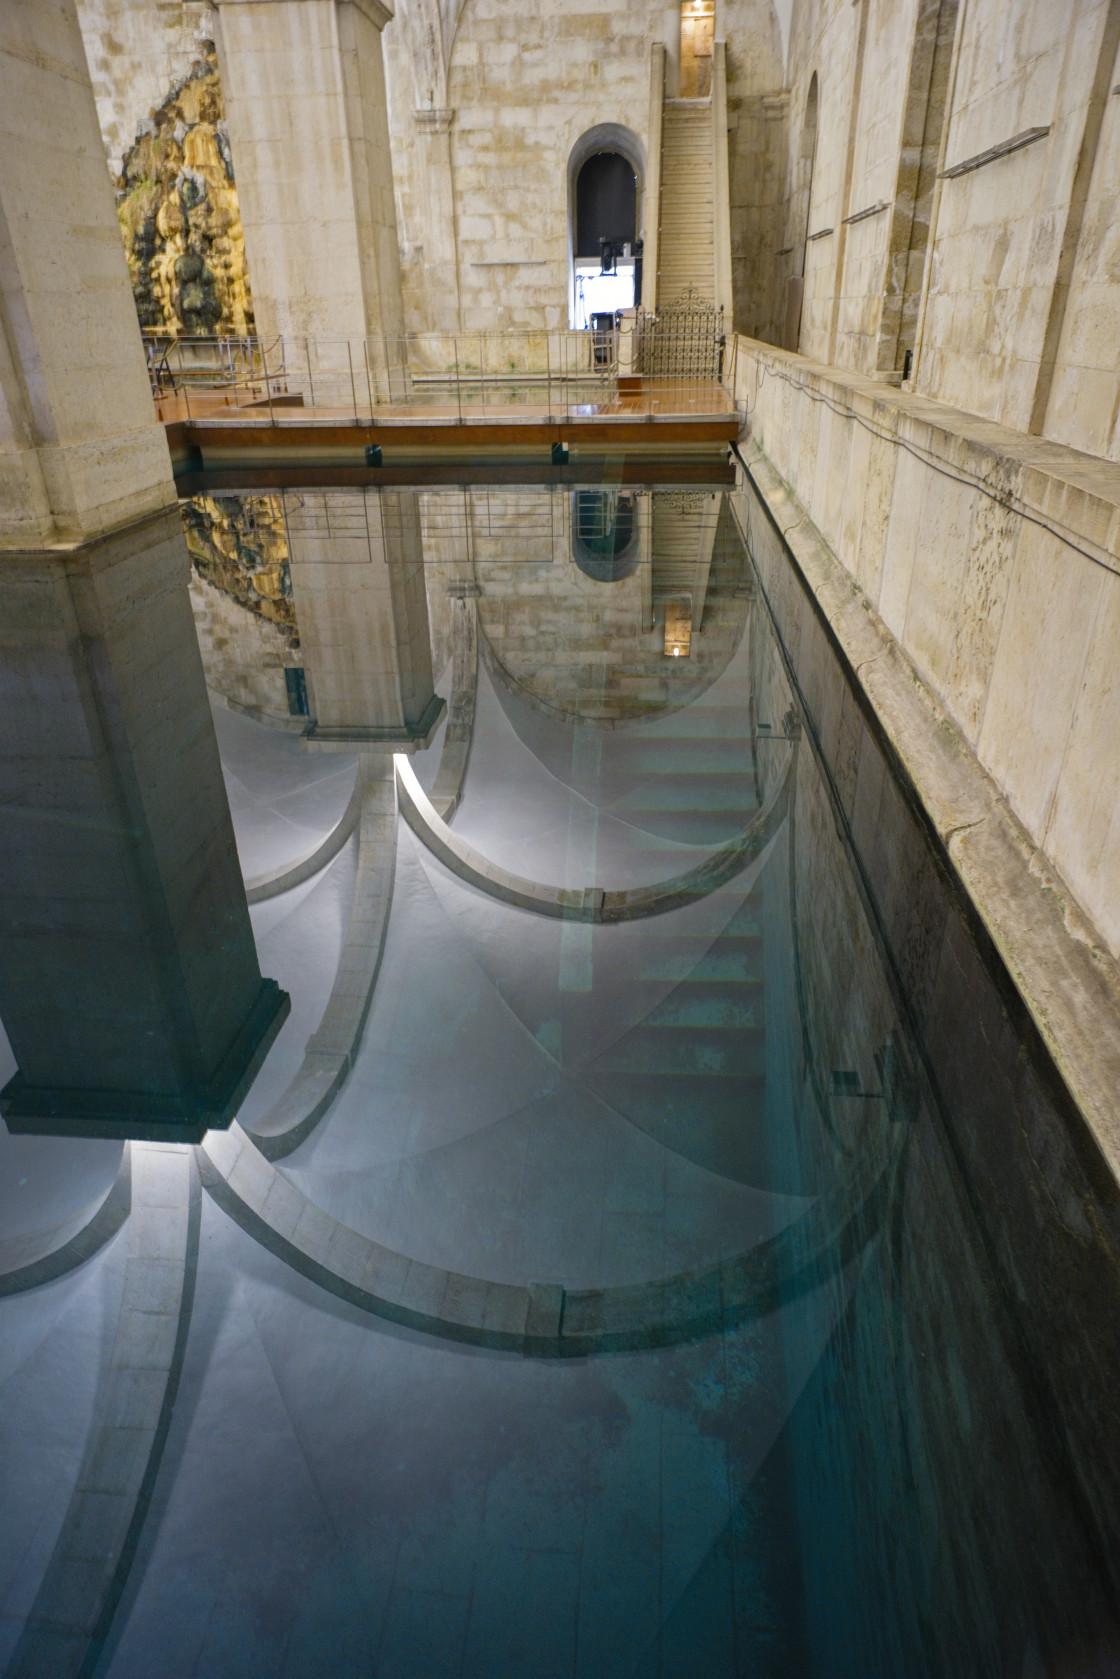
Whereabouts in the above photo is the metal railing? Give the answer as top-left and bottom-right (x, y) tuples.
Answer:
(145, 324), (733, 420)
(147, 330), (619, 419)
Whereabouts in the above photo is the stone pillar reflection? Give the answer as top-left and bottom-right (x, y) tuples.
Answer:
(0, 0), (286, 1138)
(213, 0), (406, 388)
(284, 489), (444, 749)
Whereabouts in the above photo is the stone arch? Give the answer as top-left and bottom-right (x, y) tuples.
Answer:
(567, 124), (646, 328)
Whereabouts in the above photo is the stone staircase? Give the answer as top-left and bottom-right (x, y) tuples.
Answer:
(606, 699), (758, 850)
(583, 887), (773, 1186)
(658, 101), (715, 305)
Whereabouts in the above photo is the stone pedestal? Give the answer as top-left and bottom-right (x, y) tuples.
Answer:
(285, 489), (444, 749)
(0, 513), (287, 1139)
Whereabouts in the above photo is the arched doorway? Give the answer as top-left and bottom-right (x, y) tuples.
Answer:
(571, 490), (640, 581)
(568, 127), (644, 328)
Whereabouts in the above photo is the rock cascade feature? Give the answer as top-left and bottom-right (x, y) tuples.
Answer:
(115, 44), (254, 338)
(181, 494), (297, 641)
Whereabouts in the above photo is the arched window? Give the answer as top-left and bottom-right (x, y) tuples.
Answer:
(571, 490), (639, 581)
(567, 126), (644, 328)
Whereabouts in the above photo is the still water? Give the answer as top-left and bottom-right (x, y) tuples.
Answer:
(1, 480), (1117, 1677)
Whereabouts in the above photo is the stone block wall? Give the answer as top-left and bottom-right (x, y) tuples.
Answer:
(735, 334), (1120, 961)
(189, 571), (301, 725)
(780, 0), (1120, 460)
(916, 0), (1113, 434)
(440, 0), (656, 334)
(76, 0), (215, 170)
(384, 0), (785, 337)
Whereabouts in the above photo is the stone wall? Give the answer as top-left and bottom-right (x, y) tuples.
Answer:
(76, 0), (215, 170)
(734, 334), (1120, 964)
(384, 0), (786, 337)
(779, 0), (1120, 460)
(724, 0), (787, 341)
(189, 570), (301, 725)
(738, 465), (1120, 1663)
(914, 0), (1116, 440)
(468, 489), (749, 724)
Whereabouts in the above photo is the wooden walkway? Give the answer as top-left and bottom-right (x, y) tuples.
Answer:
(159, 382), (742, 492)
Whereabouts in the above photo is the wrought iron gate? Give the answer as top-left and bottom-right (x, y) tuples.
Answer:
(635, 286), (724, 379)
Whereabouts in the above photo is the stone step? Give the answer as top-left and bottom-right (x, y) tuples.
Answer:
(584, 1073), (773, 1184)
(639, 994), (762, 1030)
(594, 1025), (766, 1080)
(637, 952), (763, 987)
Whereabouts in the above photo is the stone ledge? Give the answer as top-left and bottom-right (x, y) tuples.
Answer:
(735, 442), (1120, 1187)
(735, 336), (1120, 556)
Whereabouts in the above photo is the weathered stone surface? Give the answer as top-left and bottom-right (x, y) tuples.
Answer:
(736, 338), (1120, 965)
(114, 45), (255, 337)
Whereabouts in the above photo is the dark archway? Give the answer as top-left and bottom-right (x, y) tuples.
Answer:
(567, 126), (644, 327)
(574, 152), (637, 260)
(571, 490), (639, 582)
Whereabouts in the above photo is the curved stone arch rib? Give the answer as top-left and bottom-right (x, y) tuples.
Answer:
(3, 1144), (199, 1679)
(0, 1144), (132, 1299)
(244, 755), (398, 1161)
(244, 764), (363, 904)
(440, 0), (470, 82)
(244, 598), (475, 1154)
(395, 747), (793, 924)
(428, 593), (478, 821)
(198, 1119), (896, 1357)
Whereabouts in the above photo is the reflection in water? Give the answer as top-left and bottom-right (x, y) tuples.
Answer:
(1, 482), (1118, 1676)
(571, 489), (639, 582)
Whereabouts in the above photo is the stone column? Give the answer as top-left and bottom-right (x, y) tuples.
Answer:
(283, 489), (444, 749)
(0, 0), (287, 1139)
(213, 0), (406, 391)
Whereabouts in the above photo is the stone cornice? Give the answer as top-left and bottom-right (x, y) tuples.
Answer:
(411, 106), (454, 132)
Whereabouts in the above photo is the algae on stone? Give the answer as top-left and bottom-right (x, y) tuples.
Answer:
(115, 45), (254, 338)
(181, 495), (298, 640)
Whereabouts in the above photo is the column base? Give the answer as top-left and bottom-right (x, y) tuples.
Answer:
(1, 979), (290, 1143)
(303, 693), (446, 753)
